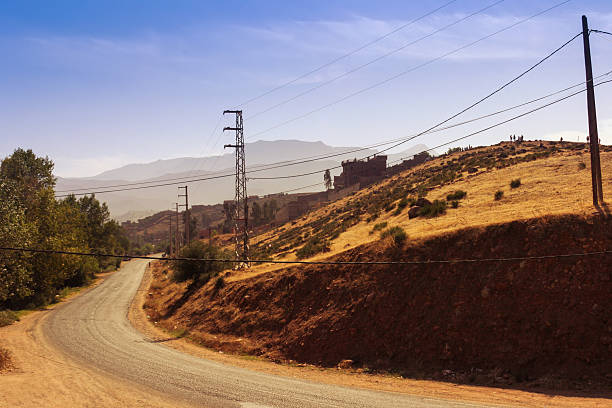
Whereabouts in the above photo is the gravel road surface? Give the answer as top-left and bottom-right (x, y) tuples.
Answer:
(42, 259), (502, 408)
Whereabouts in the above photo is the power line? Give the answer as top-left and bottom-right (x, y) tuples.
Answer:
(185, 115), (225, 175)
(279, 181), (324, 194)
(54, 27), (588, 196)
(54, 26), (591, 197)
(56, 70), (609, 197)
(233, 0), (460, 108)
(592, 29), (612, 36)
(53, 77), (605, 197)
(1, 246), (610, 265)
(246, 0), (505, 121)
(247, 0), (573, 140)
(249, 80), (612, 181)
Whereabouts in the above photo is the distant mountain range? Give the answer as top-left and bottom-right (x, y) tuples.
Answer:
(56, 140), (431, 220)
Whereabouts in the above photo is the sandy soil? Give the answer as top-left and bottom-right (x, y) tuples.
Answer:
(132, 263), (612, 408)
(0, 272), (190, 408)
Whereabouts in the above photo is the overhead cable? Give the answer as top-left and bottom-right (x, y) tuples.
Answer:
(1, 246), (610, 265)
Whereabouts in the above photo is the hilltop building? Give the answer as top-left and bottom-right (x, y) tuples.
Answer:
(386, 151), (431, 176)
(333, 155), (387, 190)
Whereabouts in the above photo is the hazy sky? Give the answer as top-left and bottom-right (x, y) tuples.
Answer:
(1, 0), (612, 177)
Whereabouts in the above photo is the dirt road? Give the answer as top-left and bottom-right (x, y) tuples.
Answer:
(35, 258), (504, 408)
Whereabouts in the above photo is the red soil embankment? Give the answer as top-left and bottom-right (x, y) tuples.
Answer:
(146, 214), (612, 389)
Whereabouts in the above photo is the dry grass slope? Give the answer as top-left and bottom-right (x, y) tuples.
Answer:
(238, 141), (611, 280)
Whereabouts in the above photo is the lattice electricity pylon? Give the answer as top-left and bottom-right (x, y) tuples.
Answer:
(223, 110), (249, 264)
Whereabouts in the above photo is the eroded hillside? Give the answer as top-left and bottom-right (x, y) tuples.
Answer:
(146, 214), (612, 390)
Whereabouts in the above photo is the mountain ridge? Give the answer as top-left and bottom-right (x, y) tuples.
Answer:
(56, 140), (431, 218)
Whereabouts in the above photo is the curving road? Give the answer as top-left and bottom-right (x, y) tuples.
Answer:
(41, 259), (501, 408)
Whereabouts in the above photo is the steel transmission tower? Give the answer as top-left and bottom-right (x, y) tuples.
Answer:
(223, 110), (249, 263)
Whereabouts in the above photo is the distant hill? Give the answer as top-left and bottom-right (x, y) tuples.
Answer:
(55, 140), (431, 218)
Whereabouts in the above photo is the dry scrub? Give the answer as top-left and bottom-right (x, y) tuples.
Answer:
(0, 345), (12, 371)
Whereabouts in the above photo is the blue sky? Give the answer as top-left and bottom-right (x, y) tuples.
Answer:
(1, 0), (612, 177)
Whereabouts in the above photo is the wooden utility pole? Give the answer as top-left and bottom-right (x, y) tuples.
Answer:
(178, 186), (190, 245)
(582, 15), (604, 205)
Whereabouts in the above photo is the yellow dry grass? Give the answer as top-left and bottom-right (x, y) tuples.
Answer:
(230, 148), (610, 282)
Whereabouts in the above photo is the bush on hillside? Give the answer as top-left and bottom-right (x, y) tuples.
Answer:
(397, 198), (409, 210)
(380, 226), (407, 247)
(172, 241), (231, 283)
(214, 276), (225, 291)
(370, 221), (388, 235)
(494, 190), (504, 201)
(419, 200), (447, 218)
(296, 237), (331, 259)
(446, 190), (467, 201)
(578, 162), (586, 170)
(451, 200), (459, 209)
(510, 179), (521, 189)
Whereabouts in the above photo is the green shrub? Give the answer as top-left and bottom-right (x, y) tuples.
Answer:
(384, 202), (396, 212)
(371, 221), (388, 233)
(510, 179), (521, 189)
(296, 237), (331, 259)
(0, 310), (19, 327)
(578, 162), (586, 170)
(171, 327), (188, 338)
(173, 241), (231, 282)
(380, 226), (407, 247)
(494, 190), (504, 200)
(397, 198), (409, 210)
(214, 276), (225, 291)
(446, 190), (467, 201)
(419, 200), (447, 218)
(451, 200), (459, 209)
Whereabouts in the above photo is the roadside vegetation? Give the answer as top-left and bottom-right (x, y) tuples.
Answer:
(0, 310), (19, 327)
(172, 240), (232, 283)
(0, 148), (130, 312)
(0, 345), (11, 371)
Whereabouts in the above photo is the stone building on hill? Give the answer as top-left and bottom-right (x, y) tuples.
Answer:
(386, 151), (431, 176)
(333, 155), (387, 190)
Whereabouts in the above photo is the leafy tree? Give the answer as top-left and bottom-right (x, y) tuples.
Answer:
(324, 169), (332, 190)
(0, 149), (130, 309)
(172, 241), (231, 282)
(0, 181), (34, 306)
